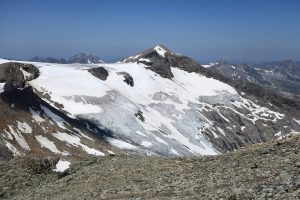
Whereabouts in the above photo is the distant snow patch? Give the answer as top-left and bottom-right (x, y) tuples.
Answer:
(154, 45), (167, 57)
(29, 108), (45, 123)
(5, 142), (21, 156)
(107, 150), (115, 155)
(0, 82), (5, 93)
(73, 127), (94, 141)
(275, 131), (283, 140)
(170, 148), (180, 156)
(8, 125), (30, 150)
(141, 141), (152, 147)
(54, 160), (71, 172)
(41, 106), (68, 129)
(139, 58), (151, 63)
(294, 118), (300, 125)
(35, 135), (69, 155)
(107, 138), (137, 150)
(135, 130), (146, 136)
(217, 127), (226, 136)
(53, 132), (105, 156)
(202, 63), (218, 68)
(153, 135), (168, 145)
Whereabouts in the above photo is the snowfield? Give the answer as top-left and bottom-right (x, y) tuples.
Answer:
(1, 56), (297, 157)
(23, 59), (289, 156)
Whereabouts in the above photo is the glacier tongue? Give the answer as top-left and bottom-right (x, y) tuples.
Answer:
(25, 61), (296, 156)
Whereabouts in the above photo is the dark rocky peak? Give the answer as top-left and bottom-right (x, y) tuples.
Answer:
(121, 45), (176, 63)
(121, 44), (207, 79)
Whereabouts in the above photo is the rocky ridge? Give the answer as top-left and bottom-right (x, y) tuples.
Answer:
(1, 134), (300, 199)
(209, 60), (300, 104)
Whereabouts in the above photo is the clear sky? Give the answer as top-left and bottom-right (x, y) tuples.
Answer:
(0, 0), (299, 63)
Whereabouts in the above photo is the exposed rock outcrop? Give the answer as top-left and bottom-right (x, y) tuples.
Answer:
(0, 62), (39, 92)
(88, 67), (109, 80)
(117, 72), (134, 86)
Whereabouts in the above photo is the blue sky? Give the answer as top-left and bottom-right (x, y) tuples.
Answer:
(0, 0), (299, 63)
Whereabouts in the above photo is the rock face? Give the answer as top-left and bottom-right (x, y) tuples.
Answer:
(1, 135), (300, 199)
(88, 67), (109, 80)
(209, 60), (300, 103)
(122, 45), (175, 79)
(0, 62), (39, 92)
(117, 72), (134, 86)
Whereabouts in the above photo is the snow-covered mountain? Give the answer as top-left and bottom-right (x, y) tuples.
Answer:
(0, 45), (300, 159)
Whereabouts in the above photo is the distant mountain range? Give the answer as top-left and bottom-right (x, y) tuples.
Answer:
(29, 53), (104, 64)
(207, 60), (300, 103)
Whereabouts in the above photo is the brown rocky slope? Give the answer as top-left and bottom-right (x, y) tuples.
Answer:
(1, 134), (300, 199)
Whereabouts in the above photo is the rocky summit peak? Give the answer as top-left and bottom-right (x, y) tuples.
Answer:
(153, 45), (170, 57)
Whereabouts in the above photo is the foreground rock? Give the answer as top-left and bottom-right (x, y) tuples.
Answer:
(0, 62), (39, 92)
(1, 135), (300, 199)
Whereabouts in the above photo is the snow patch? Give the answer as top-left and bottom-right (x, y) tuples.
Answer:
(0, 82), (5, 93)
(20, 68), (31, 79)
(107, 150), (115, 155)
(41, 106), (68, 129)
(154, 45), (167, 57)
(53, 132), (105, 156)
(217, 127), (226, 136)
(135, 130), (146, 136)
(141, 141), (152, 147)
(202, 63), (218, 68)
(139, 58), (151, 63)
(73, 128), (94, 141)
(275, 131), (283, 140)
(170, 148), (180, 156)
(294, 118), (300, 125)
(35, 135), (69, 155)
(5, 142), (21, 156)
(29, 108), (45, 123)
(17, 121), (32, 134)
(8, 126), (30, 150)
(107, 138), (137, 150)
(54, 160), (71, 172)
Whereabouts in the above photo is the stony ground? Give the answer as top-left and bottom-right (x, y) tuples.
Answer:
(1, 135), (300, 200)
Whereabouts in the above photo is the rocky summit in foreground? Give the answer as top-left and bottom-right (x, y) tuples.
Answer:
(1, 134), (300, 199)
